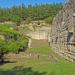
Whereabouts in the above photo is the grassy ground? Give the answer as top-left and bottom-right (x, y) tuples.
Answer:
(0, 39), (75, 75)
(30, 47), (51, 53)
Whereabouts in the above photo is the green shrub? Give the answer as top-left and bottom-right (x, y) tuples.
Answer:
(0, 24), (29, 63)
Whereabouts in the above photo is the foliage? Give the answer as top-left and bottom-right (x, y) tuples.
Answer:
(10, 15), (22, 26)
(45, 16), (53, 24)
(0, 3), (63, 24)
(0, 24), (28, 63)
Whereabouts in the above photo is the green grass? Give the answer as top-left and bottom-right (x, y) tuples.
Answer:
(0, 58), (75, 75)
(0, 48), (75, 75)
(30, 47), (52, 53)
(0, 46), (75, 75)
(33, 62), (75, 75)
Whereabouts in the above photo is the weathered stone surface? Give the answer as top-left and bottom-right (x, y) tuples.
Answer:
(51, 0), (75, 62)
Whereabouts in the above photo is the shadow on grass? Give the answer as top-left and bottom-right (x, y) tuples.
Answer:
(0, 60), (16, 65)
(0, 66), (46, 75)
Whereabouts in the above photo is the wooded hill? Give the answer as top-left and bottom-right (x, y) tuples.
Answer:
(0, 3), (63, 25)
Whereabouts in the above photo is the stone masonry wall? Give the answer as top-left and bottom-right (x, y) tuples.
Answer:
(51, 0), (75, 62)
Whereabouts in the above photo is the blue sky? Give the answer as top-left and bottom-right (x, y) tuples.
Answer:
(0, 0), (67, 8)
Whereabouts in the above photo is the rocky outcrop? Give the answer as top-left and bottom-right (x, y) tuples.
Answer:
(19, 20), (49, 31)
(26, 26), (51, 40)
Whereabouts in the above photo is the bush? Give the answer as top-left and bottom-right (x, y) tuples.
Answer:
(0, 24), (29, 63)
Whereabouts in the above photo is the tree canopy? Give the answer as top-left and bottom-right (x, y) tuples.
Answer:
(0, 3), (63, 24)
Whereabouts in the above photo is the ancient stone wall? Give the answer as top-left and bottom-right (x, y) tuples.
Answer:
(51, 0), (75, 62)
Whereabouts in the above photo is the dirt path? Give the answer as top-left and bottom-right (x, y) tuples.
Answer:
(31, 39), (49, 48)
